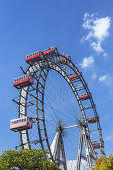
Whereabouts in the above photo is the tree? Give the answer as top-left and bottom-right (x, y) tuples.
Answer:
(93, 155), (113, 170)
(0, 149), (60, 170)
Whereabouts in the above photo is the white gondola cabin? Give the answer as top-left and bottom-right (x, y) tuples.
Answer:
(26, 51), (44, 64)
(10, 117), (33, 132)
(13, 74), (34, 89)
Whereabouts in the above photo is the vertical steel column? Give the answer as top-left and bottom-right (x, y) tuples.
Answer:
(76, 127), (83, 170)
(60, 135), (67, 170)
(82, 126), (92, 170)
(50, 124), (67, 170)
(77, 124), (97, 170)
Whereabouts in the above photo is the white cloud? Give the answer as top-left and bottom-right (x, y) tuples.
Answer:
(99, 75), (107, 82)
(80, 56), (94, 68)
(91, 73), (97, 80)
(82, 13), (111, 54)
(91, 41), (103, 53)
(93, 17), (110, 41)
(67, 160), (87, 170)
(103, 52), (108, 57)
(67, 160), (76, 170)
(105, 134), (113, 141)
(99, 74), (113, 86)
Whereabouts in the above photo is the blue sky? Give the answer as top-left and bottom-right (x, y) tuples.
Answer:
(0, 0), (113, 158)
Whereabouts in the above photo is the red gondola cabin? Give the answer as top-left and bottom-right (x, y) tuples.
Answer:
(70, 74), (80, 80)
(13, 74), (34, 89)
(92, 141), (104, 149)
(42, 47), (58, 56)
(57, 55), (71, 63)
(10, 117), (33, 132)
(79, 93), (91, 101)
(26, 51), (44, 64)
(87, 117), (99, 124)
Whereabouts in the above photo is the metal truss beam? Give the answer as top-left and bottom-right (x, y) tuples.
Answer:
(50, 124), (67, 170)
(77, 124), (97, 170)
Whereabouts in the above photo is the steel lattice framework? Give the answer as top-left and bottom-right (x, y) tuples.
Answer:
(13, 50), (104, 170)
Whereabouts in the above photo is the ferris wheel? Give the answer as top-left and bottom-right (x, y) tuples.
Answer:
(11, 47), (104, 170)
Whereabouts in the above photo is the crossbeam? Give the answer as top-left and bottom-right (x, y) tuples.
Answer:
(63, 124), (80, 129)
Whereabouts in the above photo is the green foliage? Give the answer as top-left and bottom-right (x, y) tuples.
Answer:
(93, 155), (113, 170)
(0, 149), (60, 170)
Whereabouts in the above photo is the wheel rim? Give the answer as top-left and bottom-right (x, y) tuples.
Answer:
(17, 54), (104, 168)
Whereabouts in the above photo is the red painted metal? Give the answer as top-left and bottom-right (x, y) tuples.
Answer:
(92, 143), (104, 149)
(87, 117), (98, 123)
(79, 93), (91, 100)
(26, 51), (44, 63)
(57, 55), (71, 63)
(92, 140), (104, 149)
(13, 74), (34, 89)
(10, 117), (33, 132)
(70, 74), (80, 80)
(42, 46), (58, 55)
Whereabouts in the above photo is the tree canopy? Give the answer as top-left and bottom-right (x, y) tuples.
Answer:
(93, 155), (113, 170)
(0, 149), (60, 170)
